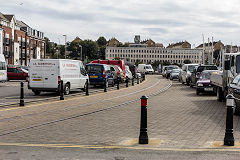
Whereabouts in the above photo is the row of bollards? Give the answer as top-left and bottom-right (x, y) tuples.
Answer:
(19, 74), (144, 107)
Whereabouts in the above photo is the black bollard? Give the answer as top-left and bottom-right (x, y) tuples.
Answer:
(86, 79), (89, 96)
(139, 95), (149, 144)
(60, 80), (64, 100)
(224, 94), (235, 146)
(143, 73), (146, 81)
(117, 77), (120, 90)
(137, 75), (139, 84)
(132, 77), (134, 86)
(20, 82), (24, 106)
(104, 79), (107, 92)
(126, 76), (129, 88)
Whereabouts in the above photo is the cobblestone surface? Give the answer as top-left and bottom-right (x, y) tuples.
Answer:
(0, 75), (239, 149)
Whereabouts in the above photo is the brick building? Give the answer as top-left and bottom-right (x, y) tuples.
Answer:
(0, 12), (45, 66)
(167, 41), (191, 49)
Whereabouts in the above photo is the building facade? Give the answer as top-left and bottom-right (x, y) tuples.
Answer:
(0, 12), (45, 66)
(106, 47), (203, 64)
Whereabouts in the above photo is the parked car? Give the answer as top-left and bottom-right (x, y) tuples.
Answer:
(86, 63), (114, 87)
(138, 64), (154, 74)
(162, 66), (168, 77)
(125, 62), (137, 78)
(28, 59), (88, 95)
(170, 69), (181, 80)
(7, 66), (28, 81)
(109, 65), (119, 84)
(229, 74), (240, 115)
(125, 65), (133, 80)
(181, 64), (199, 85)
(91, 60), (126, 80)
(115, 65), (125, 82)
(190, 65), (218, 87)
(196, 70), (217, 95)
(165, 65), (179, 79)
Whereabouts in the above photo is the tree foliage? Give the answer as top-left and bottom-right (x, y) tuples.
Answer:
(183, 59), (191, 64)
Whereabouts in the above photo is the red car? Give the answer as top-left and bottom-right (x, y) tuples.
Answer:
(7, 67), (28, 80)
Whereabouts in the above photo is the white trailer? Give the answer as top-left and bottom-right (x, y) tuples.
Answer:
(28, 59), (89, 95)
(210, 52), (240, 101)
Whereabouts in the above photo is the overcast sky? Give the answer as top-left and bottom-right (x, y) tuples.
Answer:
(1, 0), (240, 47)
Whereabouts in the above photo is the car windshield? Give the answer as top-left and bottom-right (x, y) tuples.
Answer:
(199, 72), (211, 80)
(197, 66), (218, 72)
(188, 65), (198, 72)
(145, 66), (152, 69)
(172, 69), (180, 73)
(87, 65), (103, 73)
(232, 75), (240, 84)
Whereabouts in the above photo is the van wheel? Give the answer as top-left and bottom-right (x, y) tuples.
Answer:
(33, 90), (41, 95)
(64, 83), (70, 95)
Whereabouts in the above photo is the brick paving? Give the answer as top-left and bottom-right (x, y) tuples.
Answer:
(0, 75), (239, 149)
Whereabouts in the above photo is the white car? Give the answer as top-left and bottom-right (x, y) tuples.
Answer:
(125, 65), (133, 80)
(138, 64), (154, 74)
(181, 63), (199, 85)
(28, 59), (89, 95)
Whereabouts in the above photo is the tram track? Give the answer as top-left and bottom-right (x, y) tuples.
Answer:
(0, 76), (172, 137)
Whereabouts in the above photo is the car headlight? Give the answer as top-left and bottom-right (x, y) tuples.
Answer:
(197, 83), (203, 87)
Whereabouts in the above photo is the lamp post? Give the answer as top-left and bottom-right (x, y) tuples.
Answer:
(63, 35), (67, 59)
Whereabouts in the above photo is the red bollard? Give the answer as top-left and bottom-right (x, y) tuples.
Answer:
(139, 95), (149, 144)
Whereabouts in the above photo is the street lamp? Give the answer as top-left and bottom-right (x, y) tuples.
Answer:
(63, 35), (67, 59)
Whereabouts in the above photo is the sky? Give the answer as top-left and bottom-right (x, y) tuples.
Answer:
(1, 0), (240, 47)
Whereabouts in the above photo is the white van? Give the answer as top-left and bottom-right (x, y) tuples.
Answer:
(28, 59), (89, 95)
(0, 54), (7, 82)
(181, 63), (199, 85)
(138, 64), (154, 74)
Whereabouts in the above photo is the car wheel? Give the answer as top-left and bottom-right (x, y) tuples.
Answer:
(33, 90), (41, 95)
(64, 83), (70, 95)
(196, 89), (200, 95)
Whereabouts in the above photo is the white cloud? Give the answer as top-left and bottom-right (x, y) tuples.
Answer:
(2, 0), (240, 46)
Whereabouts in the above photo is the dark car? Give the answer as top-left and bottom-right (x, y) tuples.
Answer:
(86, 64), (113, 87)
(196, 70), (217, 95)
(7, 66), (28, 80)
(229, 74), (240, 115)
(190, 65), (218, 87)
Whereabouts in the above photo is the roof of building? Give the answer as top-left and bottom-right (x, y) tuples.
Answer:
(0, 12), (9, 21)
(197, 41), (221, 48)
(3, 14), (14, 21)
(167, 41), (190, 48)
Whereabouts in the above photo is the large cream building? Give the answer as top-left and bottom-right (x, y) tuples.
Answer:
(105, 46), (203, 64)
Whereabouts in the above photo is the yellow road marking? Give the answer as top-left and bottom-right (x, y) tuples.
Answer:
(0, 142), (240, 152)
(0, 78), (148, 112)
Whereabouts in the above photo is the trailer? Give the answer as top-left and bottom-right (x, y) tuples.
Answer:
(210, 52), (240, 101)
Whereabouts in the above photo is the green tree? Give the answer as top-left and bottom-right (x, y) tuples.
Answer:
(183, 59), (191, 64)
(97, 36), (107, 46)
(79, 40), (99, 61)
(135, 59), (142, 66)
(97, 36), (107, 60)
(163, 61), (171, 66)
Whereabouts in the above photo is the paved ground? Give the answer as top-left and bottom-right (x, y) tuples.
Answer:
(1, 75), (240, 159)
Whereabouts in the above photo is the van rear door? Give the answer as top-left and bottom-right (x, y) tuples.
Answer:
(42, 61), (59, 89)
(29, 60), (58, 89)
